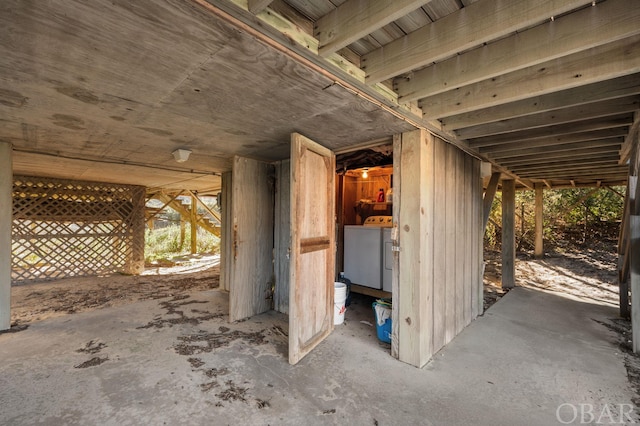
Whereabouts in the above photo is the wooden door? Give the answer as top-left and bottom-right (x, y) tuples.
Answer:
(289, 133), (336, 365)
(229, 156), (274, 322)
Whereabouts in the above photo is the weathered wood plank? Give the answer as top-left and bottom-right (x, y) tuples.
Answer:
(229, 156), (274, 322)
(483, 137), (625, 158)
(421, 35), (640, 119)
(444, 142), (457, 345)
(498, 146), (622, 166)
(463, 153), (473, 328)
(398, 129), (434, 367)
(362, 0), (588, 84)
(0, 143), (12, 330)
(454, 148), (465, 334)
(631, 214), (640, 353)
(274, 160), (291, 314)
(470, 160), (484, 320)
(315, 0), (431, 57)
(474, 127), (628, 151)
(289, 133), (335, 365)
(453, 97), (640, 139)
(442, 73), (640, 131)
(432, 135), (447, 351)
(483, 172), (501, 231)
(501, 180), (516, 289)
(248, 0), (274, 14)
(534, 183), (544, 258)
(395, 0), (640, 102)
(619, 112), (640, 164)
(391, 134), (402, 360)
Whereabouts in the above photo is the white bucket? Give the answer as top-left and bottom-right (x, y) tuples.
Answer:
(334, 282), (347, 325)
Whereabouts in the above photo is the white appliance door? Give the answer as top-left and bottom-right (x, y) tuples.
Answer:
(344, 226), (382, 289)
(383, 227), (393, 292)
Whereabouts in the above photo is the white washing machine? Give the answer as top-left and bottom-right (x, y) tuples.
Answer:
(344, 216), (393, 292)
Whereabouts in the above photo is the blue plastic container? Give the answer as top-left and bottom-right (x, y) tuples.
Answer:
(372, 301), (392, 343)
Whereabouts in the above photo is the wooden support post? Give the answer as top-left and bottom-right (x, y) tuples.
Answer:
(180, 219), (186, 251)
(0, 142), (12, 330)
(220, 172), (233, 292)
(534, 183), (544, 258)
(632, 214), (640, 353)
(190, 194), (197, 254)
(502, 179), (516, 289)
(126, 187), (146, 275)
(483, 172), (501, 231)
(396, 129), (434, 368)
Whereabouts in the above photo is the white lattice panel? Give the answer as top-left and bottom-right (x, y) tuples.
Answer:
(12, 176), (145, 283)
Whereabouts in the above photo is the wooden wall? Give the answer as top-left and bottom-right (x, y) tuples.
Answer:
(274, 160), (291, 314)
(349, 170), (392, 203)
(227, 156), (274, 322)
(393, 129), (483, 367)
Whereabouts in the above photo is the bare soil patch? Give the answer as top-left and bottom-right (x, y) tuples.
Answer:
(10, 255), (220, 327)
(483, 244), (619, 308)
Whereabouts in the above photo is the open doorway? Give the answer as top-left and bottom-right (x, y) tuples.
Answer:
(336, 143), (394, 299)
(334, 143), (395, 352)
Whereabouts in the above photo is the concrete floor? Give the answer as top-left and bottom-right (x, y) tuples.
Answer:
(0, 287), (636, 425)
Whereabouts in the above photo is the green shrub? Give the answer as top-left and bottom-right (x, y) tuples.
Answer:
(145, 225), (220, 262)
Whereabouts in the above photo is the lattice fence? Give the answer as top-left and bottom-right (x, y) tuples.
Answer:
(12, 176), (145, 283)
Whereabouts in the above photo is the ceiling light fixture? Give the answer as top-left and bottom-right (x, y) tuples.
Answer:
(362, 168), (369, 179)
(172, 148), (192, 163)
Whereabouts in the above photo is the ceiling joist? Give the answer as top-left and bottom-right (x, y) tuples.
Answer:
(395, 0), (640, 103)
(486, 138), (625, 159)
(473, 128), (627, 150)
(456, 96), (640, 139)
(497, 146), (623, 167)
(619, 111), (640, 164)
(362, 0), (590, 84)
(248, 0), (273, 14)
(441, 73), (640, 131)
(421, 35), (640, 119)
(314, 0), (431, 57)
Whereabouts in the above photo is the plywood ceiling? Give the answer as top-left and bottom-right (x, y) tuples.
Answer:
(1, 0), (639, 190)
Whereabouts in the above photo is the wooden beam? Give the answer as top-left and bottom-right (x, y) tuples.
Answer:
(522, 169), (629, 180)
(395, 0), (640, 102)
(0, 142), (11, 330)
(362, 0), (588, 84)
(443, 74), (640, 131)
(315, 0), (431, 57)
(467, 115), (640, 146)
(606, 185), (625, 199)
(510, 156), (620, 173)
(619, 111), (640, 164)
(466, 115), (634, 145)
(190, 193), (198, 254)
(501, 179), (516, 289)
(421, 35), (640, 119)
(543, 180), (552, 189)
(248, 0), (273, 14)
(475, 127), (626, 150)
(541, 179), (628, 189)
(454, 97), (640, 139)
(497, 146), (623, 166)
(482, 172), (501, 231)
(534, 183), (544, 258)
(397, 129), (434, 367)
(631, 215), (640, 353)
(485, 138), (624, 159)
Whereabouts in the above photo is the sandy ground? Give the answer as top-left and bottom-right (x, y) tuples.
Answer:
(483, 246), (619, 309)
(9, 247), (620, 328)
(3, 246), (640, 423)
(9, 254), (220, 327)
